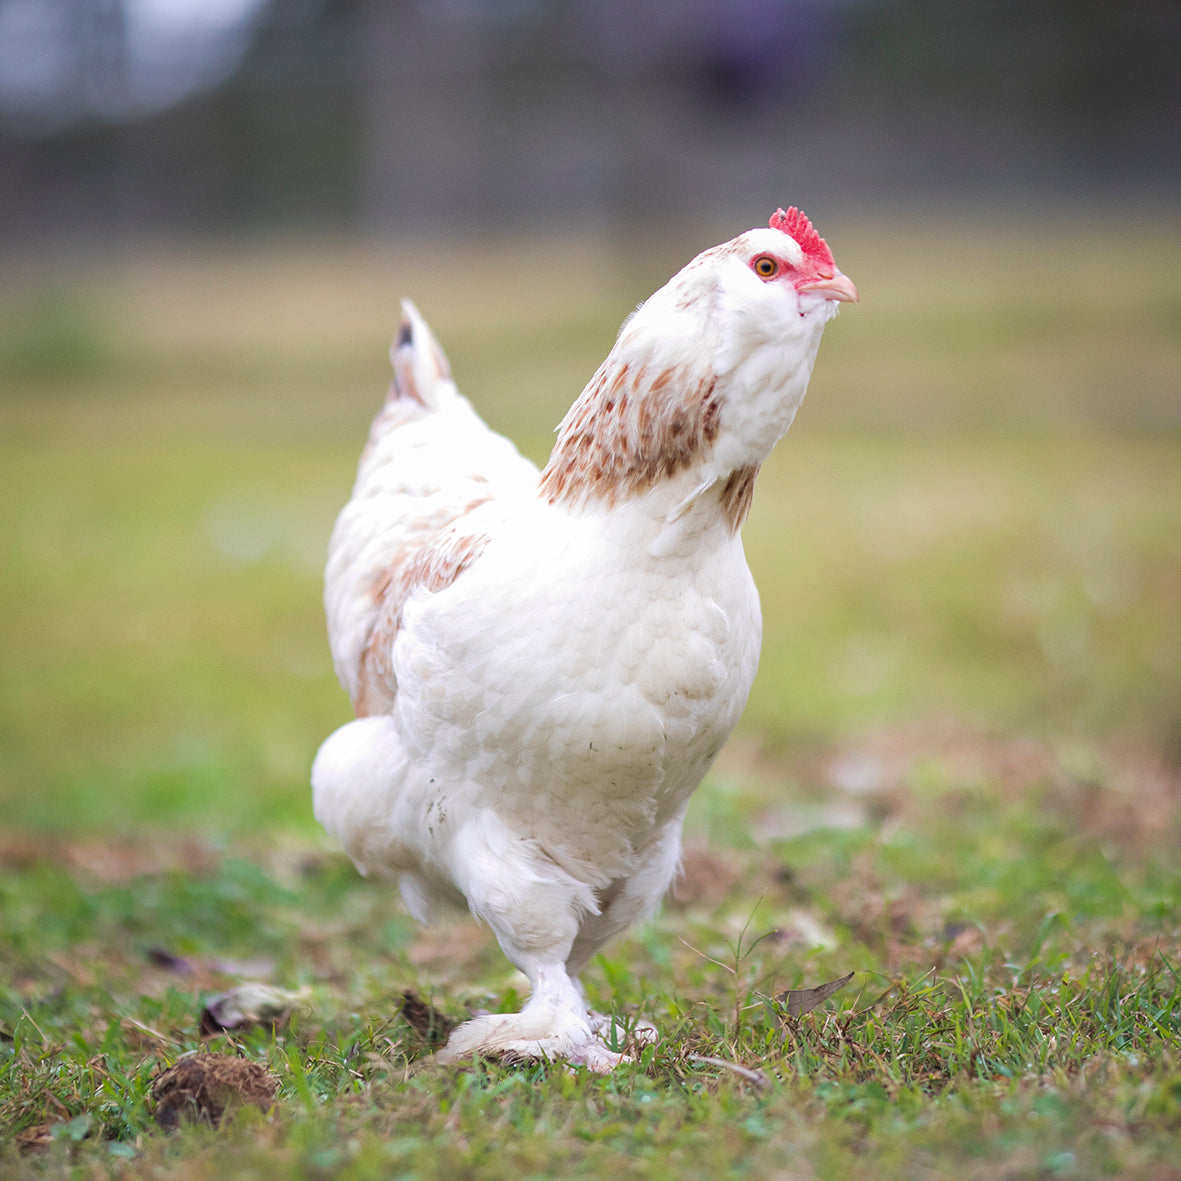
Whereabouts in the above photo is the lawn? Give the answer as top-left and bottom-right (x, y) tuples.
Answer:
(1, 215), (1179, 1178)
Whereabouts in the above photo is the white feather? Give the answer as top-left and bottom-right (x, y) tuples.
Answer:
(312, 214), (854, 1069)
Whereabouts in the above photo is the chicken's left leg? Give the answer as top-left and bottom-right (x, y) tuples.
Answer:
(433, 822), (633, 1072)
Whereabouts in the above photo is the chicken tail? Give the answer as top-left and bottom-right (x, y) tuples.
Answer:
(389, 299), (452, 409)
(323, 301), (538, 713)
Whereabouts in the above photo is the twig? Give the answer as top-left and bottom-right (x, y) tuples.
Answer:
(122, 1015), (179, 1045)
(18, 1008), (51, 1050)
(675, 936), (735, 977)
(687, 1054), (769, 1088)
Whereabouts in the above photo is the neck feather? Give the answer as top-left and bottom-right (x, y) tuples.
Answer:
(539, 354), (720, 511)
(717, 464), (759, 532)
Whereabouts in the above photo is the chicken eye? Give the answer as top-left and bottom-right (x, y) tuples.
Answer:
(753, 256), (778, 279)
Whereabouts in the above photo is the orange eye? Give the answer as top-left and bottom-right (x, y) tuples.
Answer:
(753, 256), (778, 279)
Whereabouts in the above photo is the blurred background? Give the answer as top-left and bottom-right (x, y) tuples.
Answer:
(1, 0), (1179, 237)
(1, 0), (1179, 837)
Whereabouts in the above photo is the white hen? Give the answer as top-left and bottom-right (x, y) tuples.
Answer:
(312, 207), (856, 1071)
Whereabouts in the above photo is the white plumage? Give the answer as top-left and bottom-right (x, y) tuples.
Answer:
(312, 208), (856, 1070)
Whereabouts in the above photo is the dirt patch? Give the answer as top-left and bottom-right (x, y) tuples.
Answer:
(151, 1054), (278, 1130)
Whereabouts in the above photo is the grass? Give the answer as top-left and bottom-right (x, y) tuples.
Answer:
(1, 214), (1179, 1177)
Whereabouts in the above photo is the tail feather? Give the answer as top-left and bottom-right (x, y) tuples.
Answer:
(324, 302), (539, 710)
(389, 299), (451, 408)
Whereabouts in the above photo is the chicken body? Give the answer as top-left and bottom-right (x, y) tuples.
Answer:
(312, 210), (856, 1069)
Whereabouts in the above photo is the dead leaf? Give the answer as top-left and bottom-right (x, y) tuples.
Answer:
(399, 989), (455, 1045)
(199, 983), (305, 1037)
(146, 947), (193, 974)
(151, 1054), (278, 1130)
(776, 971), (854, 1019)
(15, 1124), (56, 1155)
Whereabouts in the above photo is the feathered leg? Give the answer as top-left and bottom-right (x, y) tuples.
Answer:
(441, 821), (685, 1068)
(434, 812), (640, 1072)
(561, 821), (685, 1054)
(439, 817), (689, 1067)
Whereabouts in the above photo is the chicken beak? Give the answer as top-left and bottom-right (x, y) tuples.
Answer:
(798, 272), (859, 303)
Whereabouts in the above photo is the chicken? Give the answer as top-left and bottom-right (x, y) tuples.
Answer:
(312, 207), (857, 1071)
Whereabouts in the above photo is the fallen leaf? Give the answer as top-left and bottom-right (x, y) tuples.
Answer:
(15, 1124), (56, 1155)
(151, 1054), (278, 1130)
(146, 947), (193, 974)
(399, 989), (455, 1045)
(199, 983), (305, 1037)
(16, 1113), (96, 1155)
(776, 971), (854, 1019)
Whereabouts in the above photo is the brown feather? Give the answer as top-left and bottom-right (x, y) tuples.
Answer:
(539, 357), (719, 509)
(355, 529), (490, 716)
(717, 465), (759, 533)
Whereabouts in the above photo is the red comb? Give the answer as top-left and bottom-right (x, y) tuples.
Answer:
(769, 206), (834, 271)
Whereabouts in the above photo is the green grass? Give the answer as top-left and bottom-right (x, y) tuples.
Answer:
(1, 216), (1179, 1177)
